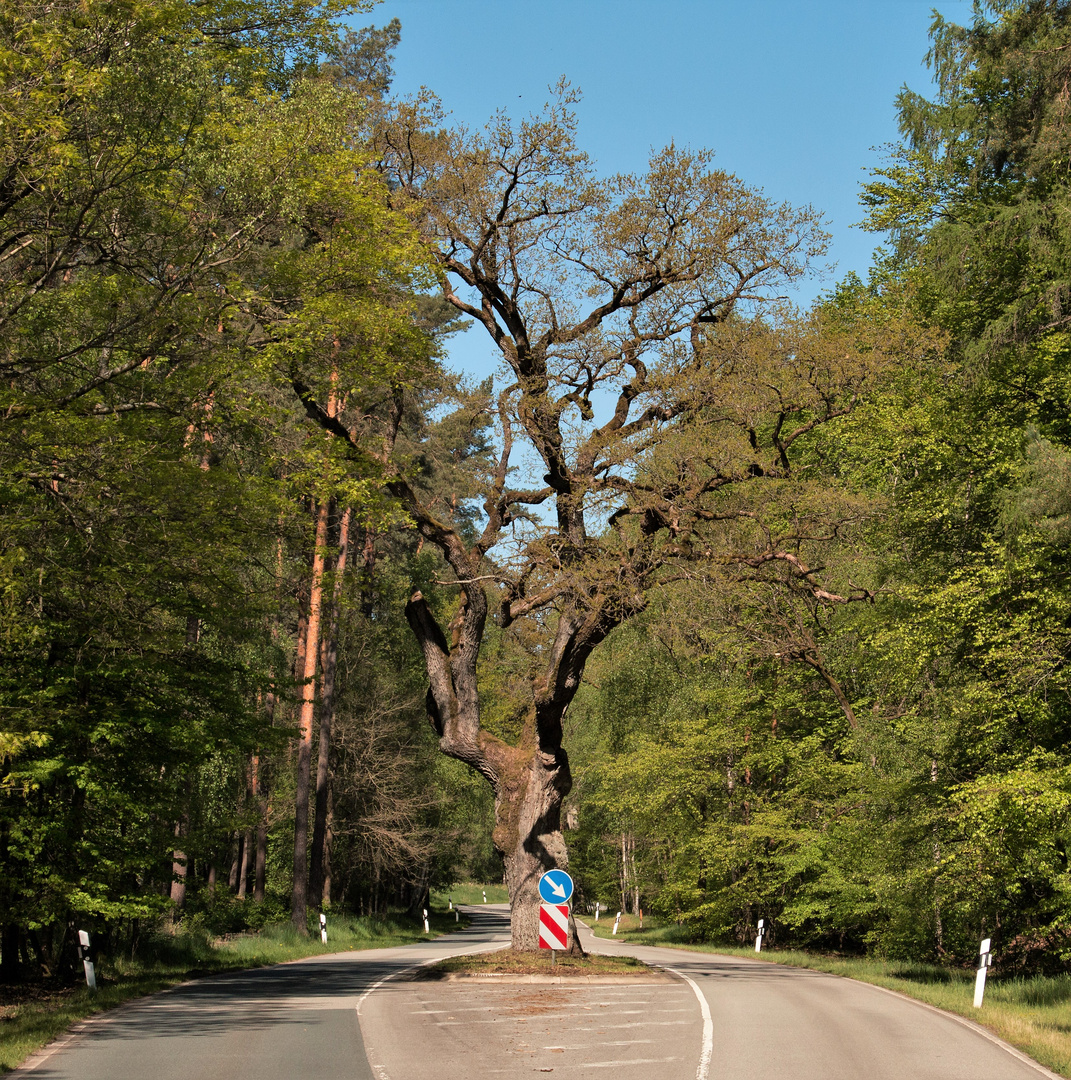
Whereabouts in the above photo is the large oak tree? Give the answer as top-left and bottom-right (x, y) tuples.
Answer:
(296, 89), (905, 949)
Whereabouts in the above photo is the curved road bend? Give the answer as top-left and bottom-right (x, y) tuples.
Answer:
(14, 904), (1062, 1080)
(582, 924), (1061, 1080)
(12, 905), (511, 1080)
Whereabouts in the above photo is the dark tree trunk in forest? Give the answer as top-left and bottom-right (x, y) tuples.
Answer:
(310, 504), (351, 909)
(238, 827), (252, 899)
(252, 753), (268, 903)
(0, 924), (19, 985)
(322, 786), (334, 907)
(228, 831), (240, 890)
(171, 806), (189, 915)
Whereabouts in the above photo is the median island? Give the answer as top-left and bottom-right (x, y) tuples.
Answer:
(419, 950), (673, 982)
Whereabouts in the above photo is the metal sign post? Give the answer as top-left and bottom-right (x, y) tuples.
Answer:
(974, 937), (993, 1007)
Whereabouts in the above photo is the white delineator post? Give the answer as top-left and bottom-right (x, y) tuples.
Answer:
(77, 930), (96, 991)
(422, 907), (430, 934)
(755, 918), (765, 953)
(448, 897), (453, 910)
(455, 908), (459, 922)
(482, 891), (487, 904)
(319, 913), (327, 944)
(612, 911), (621, 936)
(594, 901), (600, 921)
(974, 937), (993, 1008)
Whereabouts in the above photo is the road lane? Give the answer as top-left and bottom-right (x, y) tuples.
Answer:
(13, 905), (510, 1080)
(17, 904), (1060, 1080)
(582, 925), (1060, 1080)
(358, 975), (702, 1079)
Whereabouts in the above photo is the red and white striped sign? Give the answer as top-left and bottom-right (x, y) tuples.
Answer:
(539, 902), (569, 950)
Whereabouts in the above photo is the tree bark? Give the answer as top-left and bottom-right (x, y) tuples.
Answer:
(227, 831), (240, 890)
(237, 826), (252, 899)
(322, 785), (334, 907)
(404, 589), (598, 953)
(252, 752), (268, 903)
(310, 504), (352, 909)
(291, 495), (330, 933)
(170, 818), (188, 915)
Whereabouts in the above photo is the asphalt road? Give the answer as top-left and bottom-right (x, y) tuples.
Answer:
(584, 925), (1060, 1080)
(13, 905), (1062, 1080)
(13, 906), (511, 1080)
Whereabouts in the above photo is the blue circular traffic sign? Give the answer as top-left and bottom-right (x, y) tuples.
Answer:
(538, 868), (574, 905)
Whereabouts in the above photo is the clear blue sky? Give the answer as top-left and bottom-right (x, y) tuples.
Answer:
(365, 0), (976, 378)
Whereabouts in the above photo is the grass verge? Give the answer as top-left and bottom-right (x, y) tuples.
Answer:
(0, 909), (465, 1074)
(589, 915), (1071, 1078)
(431, 882), (508, 906)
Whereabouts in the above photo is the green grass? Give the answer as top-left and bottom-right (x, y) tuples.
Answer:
(588, 915), (1071, 1078)
(0, 908), (466, 1074)
(431, 881), (509, 906)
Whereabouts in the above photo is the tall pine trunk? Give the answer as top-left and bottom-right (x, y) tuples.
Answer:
(310, 505), (352, 909)
(291, 495), (329, 933)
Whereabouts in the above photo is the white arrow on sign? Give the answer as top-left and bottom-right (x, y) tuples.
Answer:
(549, 879), (567, 899)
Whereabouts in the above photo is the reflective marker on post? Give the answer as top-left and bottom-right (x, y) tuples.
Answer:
(974, 937), (993, 1008)
(319, 912), (327, 945)
(77, 930), (96, 991)
(538, 903), (569, 950)
(755, 918), (765, 953)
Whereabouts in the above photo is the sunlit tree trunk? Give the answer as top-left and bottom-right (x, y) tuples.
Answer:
(291, 495), (330, 933)
(310, 504), (352, 909)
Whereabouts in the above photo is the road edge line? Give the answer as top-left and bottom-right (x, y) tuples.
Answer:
(659, 966), (713, 1080)
(587, 927), (1062, 1080)
(855, 978), (1064, 1080)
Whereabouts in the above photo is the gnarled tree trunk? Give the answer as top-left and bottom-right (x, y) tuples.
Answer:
(406, 587), (601, 952)
(494, 745), (573, 950)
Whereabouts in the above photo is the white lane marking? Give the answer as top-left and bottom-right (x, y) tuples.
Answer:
(579, 1058), (680, 1068)
(584, 1020), (690, 1028)
(542, 1041), (655, 1049)
(662, 967), (712, 1080)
